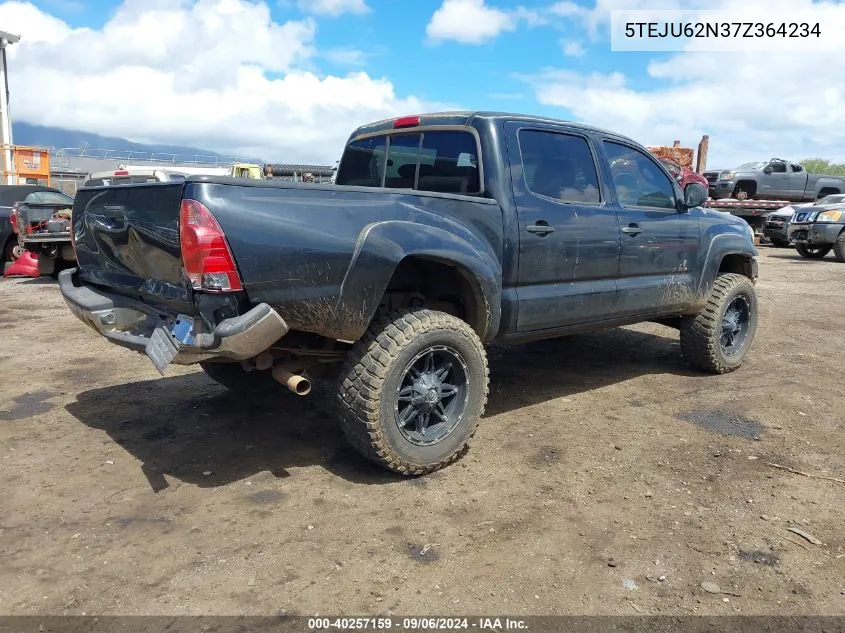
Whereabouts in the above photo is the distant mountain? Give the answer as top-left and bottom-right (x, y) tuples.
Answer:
(11, 122), (261, 162)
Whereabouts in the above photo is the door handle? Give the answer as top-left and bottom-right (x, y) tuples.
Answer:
(621, 223), (641, 236)
(527, 222), (555, 236)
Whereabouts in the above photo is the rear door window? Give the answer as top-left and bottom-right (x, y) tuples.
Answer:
(518, 129), (601, 204)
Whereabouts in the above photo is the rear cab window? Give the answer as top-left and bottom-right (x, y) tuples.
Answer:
(336, 129), (481, 195)
(23, 191), (74, 205)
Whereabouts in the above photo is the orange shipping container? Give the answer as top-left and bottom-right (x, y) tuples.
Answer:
(13, 145), (51, 185)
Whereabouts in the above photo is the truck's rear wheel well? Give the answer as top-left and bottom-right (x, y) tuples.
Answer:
(817, 187), (840, 199)
(719, 254), (754, 280)
(733, 181), (757, 200)
(380, 257), (486, 337)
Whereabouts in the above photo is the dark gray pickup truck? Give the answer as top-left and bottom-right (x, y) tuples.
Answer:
(60, 111), (760, 475)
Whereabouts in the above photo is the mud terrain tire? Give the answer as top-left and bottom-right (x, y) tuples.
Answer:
(680, 273), (758, 374)
(337, 308), (489, 475)
(796, 244), (831, 259)
(833, 230), (845, 262)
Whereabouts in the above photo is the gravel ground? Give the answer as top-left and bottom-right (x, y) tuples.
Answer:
(0, 246), (843, 616)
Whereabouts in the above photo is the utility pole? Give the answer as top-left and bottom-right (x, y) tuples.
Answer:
(0, 30), (21, 185)
(696, 135), (709, 174)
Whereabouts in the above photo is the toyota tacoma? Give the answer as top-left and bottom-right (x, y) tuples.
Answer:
(60, 112), (760, 475)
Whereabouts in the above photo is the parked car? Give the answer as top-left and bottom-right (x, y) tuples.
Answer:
(1, 184), (66, 264)
(708, 159), (845, 202)
(764, 194), (845, 247)
(60, 111), (759, 475)
(12, 189), (76, 276)
(787, 197), (845, 261)
(658, 157), (709, 190)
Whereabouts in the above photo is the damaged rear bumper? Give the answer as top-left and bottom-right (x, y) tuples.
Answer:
(58, 268), (288, 366)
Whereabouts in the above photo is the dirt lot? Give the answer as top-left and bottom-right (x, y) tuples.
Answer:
(1, 247), (843, 617)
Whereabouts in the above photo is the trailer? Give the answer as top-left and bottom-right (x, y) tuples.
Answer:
(703, 198), (791, 236)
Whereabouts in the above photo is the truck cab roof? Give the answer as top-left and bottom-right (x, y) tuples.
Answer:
(348, 111), (621, 140)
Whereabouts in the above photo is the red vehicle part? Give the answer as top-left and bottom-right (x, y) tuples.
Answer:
(3, 251), (39, 278)
(658, 158), (709, 190)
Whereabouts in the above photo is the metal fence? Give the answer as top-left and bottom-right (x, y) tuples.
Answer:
(51, 147), (258, 169)
(46, 148), (337, 192)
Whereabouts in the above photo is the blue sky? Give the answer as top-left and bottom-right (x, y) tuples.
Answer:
(37, 0), (659, 116)
(4, 0), (845, 166)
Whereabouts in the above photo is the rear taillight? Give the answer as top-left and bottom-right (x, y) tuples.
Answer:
(179, 199), (243, 292)
(9, 206), (18, 234)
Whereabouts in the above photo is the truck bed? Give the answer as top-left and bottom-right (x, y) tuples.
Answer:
(71, 177), (504, 342)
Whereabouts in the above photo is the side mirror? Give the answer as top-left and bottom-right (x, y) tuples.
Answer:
(762, 166), (772, 174)
(681, 182), (707, 210)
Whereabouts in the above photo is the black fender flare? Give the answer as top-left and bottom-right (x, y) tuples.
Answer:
(333, 220), (501, 342)
(696, 232), (758, 303)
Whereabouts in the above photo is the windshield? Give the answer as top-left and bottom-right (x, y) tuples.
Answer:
(734, 162), (765, 170)
(23, 191), (74, 205)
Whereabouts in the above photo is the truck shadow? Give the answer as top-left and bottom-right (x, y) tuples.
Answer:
(764, 251), (837, 264)
(65, 327), (694, 490)
(64, 375), (399, 489)
(485, 326), (696, 417)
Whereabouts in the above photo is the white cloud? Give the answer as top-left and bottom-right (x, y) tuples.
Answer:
(523, 0), (845, 167)
(0, 0), (426, 164)
(561, 39), (585, 56)
(426, 0), (529, 45)
(297, 0), (370, 17)
(323, 47), (368, 67)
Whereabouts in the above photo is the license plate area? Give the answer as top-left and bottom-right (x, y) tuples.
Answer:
(145, 314), (194, 374)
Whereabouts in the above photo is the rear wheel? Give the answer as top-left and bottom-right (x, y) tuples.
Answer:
(833, 231), (845, 262)
(795, 244), (831, 259)
(3, 238), (19, 262)
(337, 308), (489, 475)
(680, 273), (758, 374)
(733, 184), (754, 201)
(200, 361), (280, 393)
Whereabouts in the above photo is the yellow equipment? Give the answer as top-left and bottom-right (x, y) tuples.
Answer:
(230, 163), (262, 179)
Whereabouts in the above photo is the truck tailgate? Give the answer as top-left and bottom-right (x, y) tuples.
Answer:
(72, 183), (193, 312)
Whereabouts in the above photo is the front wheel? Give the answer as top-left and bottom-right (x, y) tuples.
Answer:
(337, 308), (489, 475)
(795, 244), (831, 259)
(680, 273), (758, 374)
(833, 231), (845, 262)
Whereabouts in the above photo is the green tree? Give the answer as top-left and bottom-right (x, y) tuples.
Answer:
(799, 158), (845, 177)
